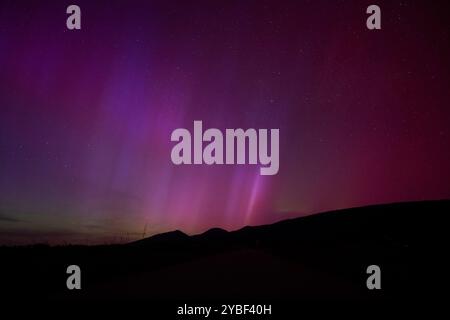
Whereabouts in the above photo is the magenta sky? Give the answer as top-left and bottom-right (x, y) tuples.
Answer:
(1, 0), (449, 244)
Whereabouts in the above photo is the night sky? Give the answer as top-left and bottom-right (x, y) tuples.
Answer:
(1, 0), (449, 244)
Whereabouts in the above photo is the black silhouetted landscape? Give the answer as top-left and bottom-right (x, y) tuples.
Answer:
(0, 200), (446, 301)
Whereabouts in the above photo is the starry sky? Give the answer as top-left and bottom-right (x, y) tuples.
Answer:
(0, 0), (449, 244)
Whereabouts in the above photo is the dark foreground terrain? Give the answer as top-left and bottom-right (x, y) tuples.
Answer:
(0, 200), (446, 301)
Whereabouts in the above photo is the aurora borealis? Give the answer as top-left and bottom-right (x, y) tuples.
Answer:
(1, 0), (449, 244)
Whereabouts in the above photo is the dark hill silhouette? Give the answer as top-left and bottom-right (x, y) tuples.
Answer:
(191, 227), (229, 243)
(0, 200), (446, 301)
(196, 227), (228, 238)
(131, 229), (188, 246)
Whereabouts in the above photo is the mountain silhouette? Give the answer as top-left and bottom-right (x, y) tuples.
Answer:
(132, 230), (188, 246)
(0, 200), (446, 301)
